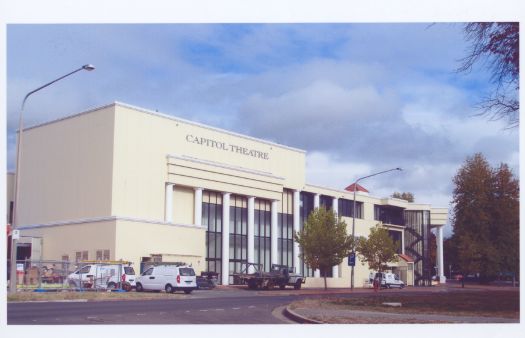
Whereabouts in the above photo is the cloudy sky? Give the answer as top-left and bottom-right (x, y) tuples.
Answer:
(6, 23), (519, 236)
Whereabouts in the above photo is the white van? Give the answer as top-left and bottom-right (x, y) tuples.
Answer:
(136, 264), (197, 294)
(67, 263), (137, 290)
(374, 272), (405, 288)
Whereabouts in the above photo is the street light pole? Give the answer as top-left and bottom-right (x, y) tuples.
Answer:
(350, 167), (402, 290)
(8, 64), (95, 294)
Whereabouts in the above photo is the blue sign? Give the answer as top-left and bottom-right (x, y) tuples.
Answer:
(348, 252), (356, 266)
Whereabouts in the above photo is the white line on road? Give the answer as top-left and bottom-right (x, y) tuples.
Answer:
(199, 309), (209, 312)
(215, 309), (225, 311)
(136, 313), (146, 316)
(232, 307), (241, 310)
(248, 306), (256, 308)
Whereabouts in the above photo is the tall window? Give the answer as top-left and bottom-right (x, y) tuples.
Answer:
(229, 195), (248, 284)
(374, 205), (404, 225)
(319, 195), (333, 209)
(338, 198), (363, 218)
(203, 191), (223, 279)
(300, 192), (315, 277)
(278, 189), (294, 268)
(254, 199), (271, 272)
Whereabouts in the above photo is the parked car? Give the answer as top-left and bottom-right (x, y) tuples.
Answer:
(136, 264), (197, 294)
(374, 272), (405, 289)
(67, 262), (137, 290)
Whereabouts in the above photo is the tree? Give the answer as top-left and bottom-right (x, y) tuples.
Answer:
(294, 207), (354, 290)
(391, 192), (414, 202)
(492, 163), (519, 286)
(356, 224), (399, 273)
(451, 153), (519, 285)
(458, 23), (519, 127)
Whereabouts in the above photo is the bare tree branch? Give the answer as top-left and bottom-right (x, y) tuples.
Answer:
(457, 22), (519, 127)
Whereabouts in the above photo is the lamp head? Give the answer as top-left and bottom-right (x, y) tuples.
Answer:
(82, 64), (95, 71)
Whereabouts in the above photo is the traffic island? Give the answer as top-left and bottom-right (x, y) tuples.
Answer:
(285, 289), (519, 324)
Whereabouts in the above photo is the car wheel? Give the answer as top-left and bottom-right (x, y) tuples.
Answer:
(165, 284), (174, 293)
(136, 283), (144, 292)
(69, 280), (78, 288)
(279, 284), (286, 290)
(400, 284), (405, 289)
(107, 282), (117, 290)
(294, 280), (302, 290)
(184, 290), (192, 294)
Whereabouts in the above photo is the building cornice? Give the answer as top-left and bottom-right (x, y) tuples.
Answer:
(168, 154), (284, 180)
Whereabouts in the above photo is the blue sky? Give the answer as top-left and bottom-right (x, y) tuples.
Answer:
(6, 23), (519, 236)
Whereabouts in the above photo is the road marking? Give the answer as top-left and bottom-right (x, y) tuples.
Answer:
(232, 307), (241, 310)
(185, 310), (190, 313)
(136, 313), (146, 316)
(87, 316), (98, 319)
(199, 309), (208, 312)
(248, 305), (256, 308)
(215, 309), (225, 311)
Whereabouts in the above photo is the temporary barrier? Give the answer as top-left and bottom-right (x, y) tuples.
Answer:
(6, 259), (135, 292)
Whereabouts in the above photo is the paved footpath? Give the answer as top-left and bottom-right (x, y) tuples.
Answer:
(291, 307), (519, 324)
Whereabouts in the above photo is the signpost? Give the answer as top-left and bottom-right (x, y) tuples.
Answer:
(348, 252), (356, 266)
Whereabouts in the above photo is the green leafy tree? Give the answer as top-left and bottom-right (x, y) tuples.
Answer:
(452, 153), (497, 283)
(451, 153), (519, 285)
(458, 23), (519, 127)
(391, 192), (414, 202)
(356, 224), (399, 273)
(294, 207), (354, 290)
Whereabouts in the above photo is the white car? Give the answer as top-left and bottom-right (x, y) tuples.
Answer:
(374, 272), (405, 289)
(136, 264), (197, 294)
(67, 263), (137, 290)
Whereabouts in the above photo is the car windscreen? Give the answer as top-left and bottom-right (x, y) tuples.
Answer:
(124, 267), (135, 275)
(179, 268), (196, 276)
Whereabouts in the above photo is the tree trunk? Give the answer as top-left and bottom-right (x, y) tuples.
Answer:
(323, 271), (327, 291)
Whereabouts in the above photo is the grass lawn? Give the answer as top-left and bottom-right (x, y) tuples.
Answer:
(7, 290), (194, 302)
(291, 290), (519, 319)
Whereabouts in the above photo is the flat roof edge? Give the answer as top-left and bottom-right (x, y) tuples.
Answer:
(22, 102), (117, 132)
(115, 101), (307, 154)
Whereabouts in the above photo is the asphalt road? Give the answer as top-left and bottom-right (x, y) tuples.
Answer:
(7, 287), (460, 325)
(8, 291), (301, 324)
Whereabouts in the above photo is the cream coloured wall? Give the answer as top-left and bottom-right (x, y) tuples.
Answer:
(19, 221), (116, 262)
(111, 103), (305, 222)
(17, 106), (115, 225)
(114, 220), (206, 273)
(172, 186), (194, 225)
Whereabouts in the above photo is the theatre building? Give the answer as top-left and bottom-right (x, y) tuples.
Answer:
(7, 102), (448, 287)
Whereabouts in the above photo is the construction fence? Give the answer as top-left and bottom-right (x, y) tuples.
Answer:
(7, 259), (134, 292)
